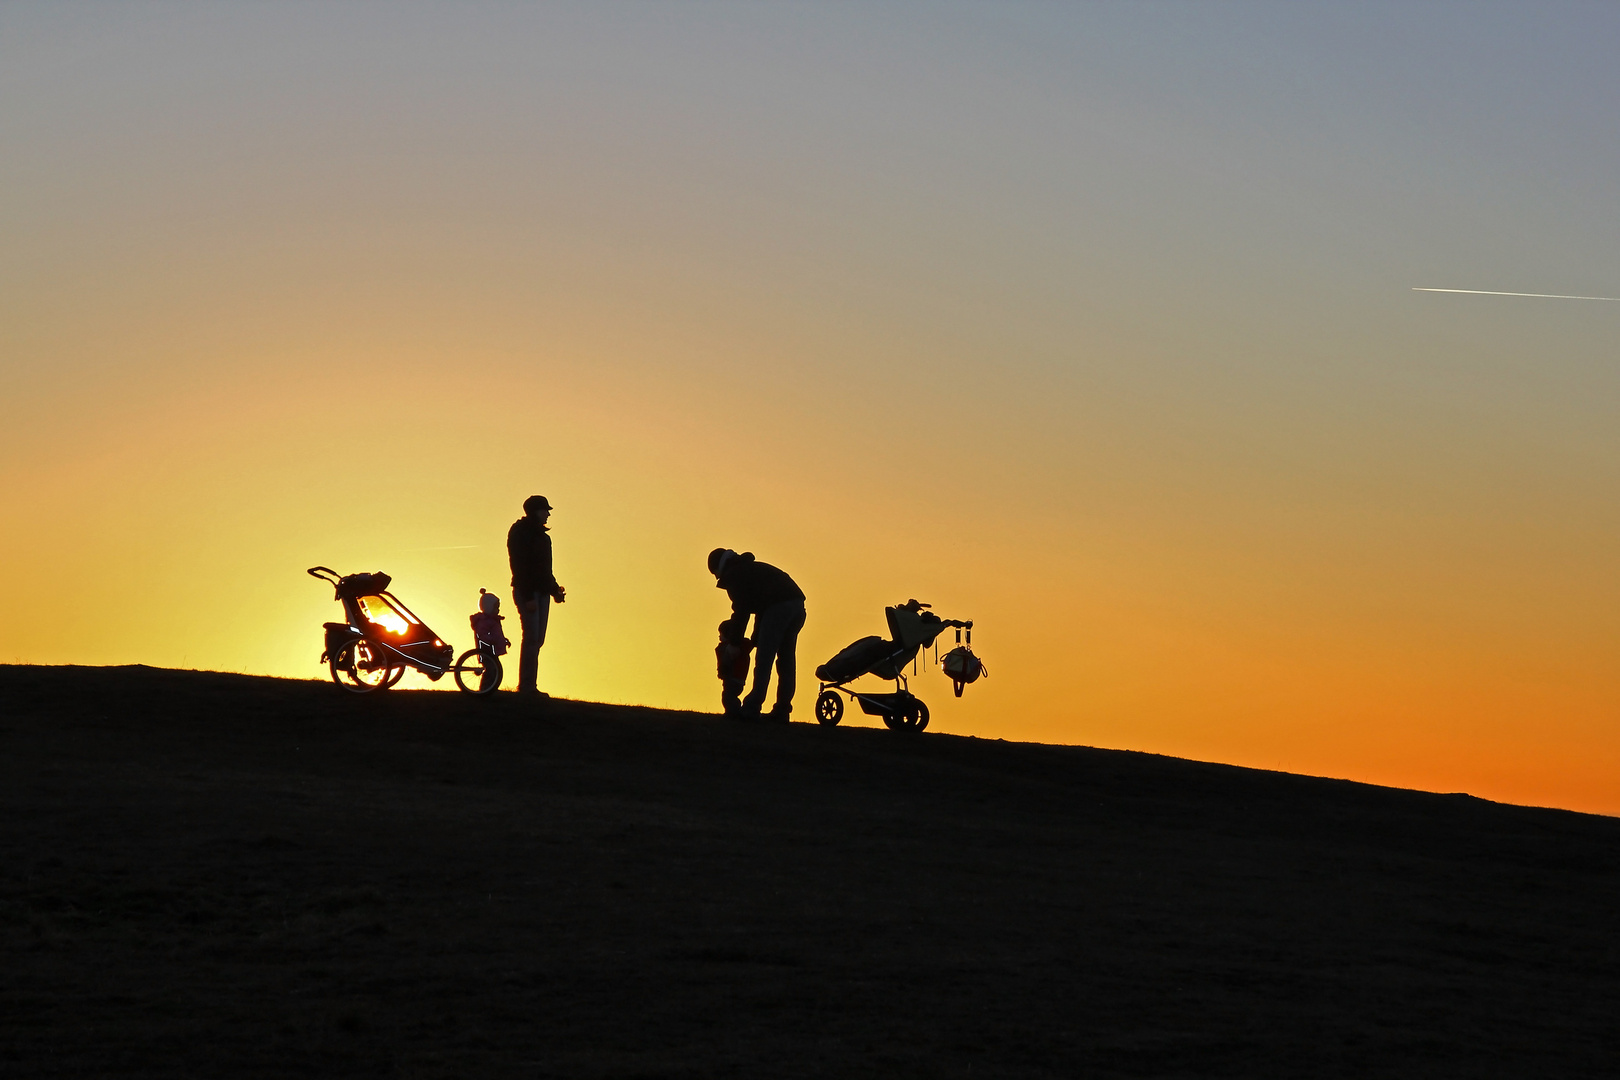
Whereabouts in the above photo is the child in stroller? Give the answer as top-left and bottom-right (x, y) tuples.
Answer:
(813, 599), (978, 732)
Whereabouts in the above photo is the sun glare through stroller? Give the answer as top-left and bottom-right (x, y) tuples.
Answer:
(814, 599), (987, 733)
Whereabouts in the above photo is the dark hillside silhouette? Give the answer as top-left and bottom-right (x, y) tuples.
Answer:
(3, 664), (1618, 1078)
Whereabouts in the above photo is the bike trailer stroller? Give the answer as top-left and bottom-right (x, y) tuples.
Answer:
(307, 566), (500, 694)
(813, 599), (981, 732)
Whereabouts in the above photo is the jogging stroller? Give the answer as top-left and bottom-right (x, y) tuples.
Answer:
(307, 566), (500, 694)
(813, 600), (979, 732)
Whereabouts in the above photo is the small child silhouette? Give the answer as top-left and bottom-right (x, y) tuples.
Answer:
(469, 589), (510, 657)
(715, 619), (752, 719)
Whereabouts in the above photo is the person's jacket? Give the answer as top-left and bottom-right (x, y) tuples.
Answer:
(718, 553), (804, 617)
(469, 611), (509, 655)
(508, 516), (559, 597)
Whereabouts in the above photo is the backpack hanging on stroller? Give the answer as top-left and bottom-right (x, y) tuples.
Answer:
(813, 599), (982, 732)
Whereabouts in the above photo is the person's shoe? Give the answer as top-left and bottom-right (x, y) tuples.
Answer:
(517, 687), (550, 699)
(768, 706), (792, 724)
(738, 703), (763, 723)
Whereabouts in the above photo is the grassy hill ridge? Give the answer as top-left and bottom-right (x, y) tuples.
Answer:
(3, 665), (1618, 1078)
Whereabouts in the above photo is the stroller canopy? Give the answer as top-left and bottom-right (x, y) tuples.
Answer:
(885, 604), (952, 651)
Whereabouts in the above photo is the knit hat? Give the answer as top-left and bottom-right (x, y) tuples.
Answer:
(479, 589), (500, 616)
(707, 547), (737, 577)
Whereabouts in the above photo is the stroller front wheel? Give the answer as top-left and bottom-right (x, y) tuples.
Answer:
(815, 690), (844, 726)
(453, 648), (503, 695)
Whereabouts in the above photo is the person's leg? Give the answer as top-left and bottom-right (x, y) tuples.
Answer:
(741, 608), (786, 716)
(478, 640), (499, 692)
(721, 677), (744, 717)
(770, 603), (807, 716)
(513, 589), (550, 693)
(514, 590), (538, 692)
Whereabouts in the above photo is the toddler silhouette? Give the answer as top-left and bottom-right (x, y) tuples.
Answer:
(470, 589), (510, 657)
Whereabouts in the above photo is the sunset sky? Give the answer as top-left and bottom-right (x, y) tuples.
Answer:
(5, 3), (1620, 814)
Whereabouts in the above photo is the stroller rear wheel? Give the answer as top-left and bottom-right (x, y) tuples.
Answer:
(330, 638), (395, 694)
(883, 698), (929, 734)
(815, 690), (844, 726)
(452, 648), (502, 695)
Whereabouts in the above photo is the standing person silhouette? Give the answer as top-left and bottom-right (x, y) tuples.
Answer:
(708, 548), (806, 722)
(508, 495), (566, 697)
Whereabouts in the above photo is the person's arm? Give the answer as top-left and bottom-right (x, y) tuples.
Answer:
(541, 532), (565, 601)
(728, 592), (756, 639)
(507, 521), (528, 593)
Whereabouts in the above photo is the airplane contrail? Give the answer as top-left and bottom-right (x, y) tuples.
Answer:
(1413, 287), (1620, 302)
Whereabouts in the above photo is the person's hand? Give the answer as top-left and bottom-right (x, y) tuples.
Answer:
(553, 584), (567, 603)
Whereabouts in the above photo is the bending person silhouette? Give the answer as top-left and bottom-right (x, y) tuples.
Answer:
(709, 548), (806, 722)
(508, 495), (566, 696)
